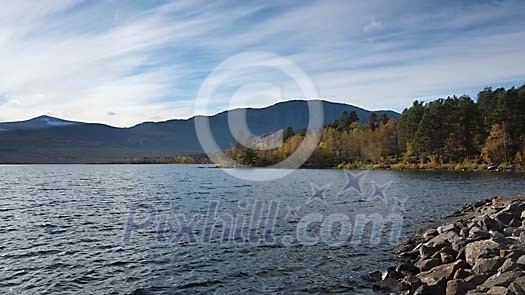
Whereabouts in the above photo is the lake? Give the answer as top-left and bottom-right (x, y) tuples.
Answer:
(0, 165), (524, 294)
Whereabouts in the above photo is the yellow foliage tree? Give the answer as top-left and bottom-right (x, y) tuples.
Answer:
(481, 123), (509, 163)
(403, 142), (415, 163)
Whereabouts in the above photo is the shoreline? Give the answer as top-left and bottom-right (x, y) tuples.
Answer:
(371, 196), (525, 294)
(0, 162), (524, 173)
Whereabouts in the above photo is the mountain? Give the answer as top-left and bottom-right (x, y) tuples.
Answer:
(0, 115), (81, 131)
(0, 100), (399, 163)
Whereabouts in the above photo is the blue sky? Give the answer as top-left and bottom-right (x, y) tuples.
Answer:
(0, 0), (524, 126)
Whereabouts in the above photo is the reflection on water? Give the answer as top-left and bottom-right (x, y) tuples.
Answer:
(0, 165), (523, 294)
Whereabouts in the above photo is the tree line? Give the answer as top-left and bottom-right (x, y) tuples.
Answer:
(227, 84), (525, 170)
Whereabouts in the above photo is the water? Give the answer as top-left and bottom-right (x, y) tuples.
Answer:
(0, 165), (524, 294)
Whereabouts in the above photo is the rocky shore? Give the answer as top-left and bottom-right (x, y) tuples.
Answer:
(371, 196), (525, 294)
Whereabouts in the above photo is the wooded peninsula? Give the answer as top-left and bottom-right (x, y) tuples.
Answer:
(225, 84), (525, 171)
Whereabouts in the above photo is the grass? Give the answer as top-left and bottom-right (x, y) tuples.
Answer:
(337, 159), (515, 171)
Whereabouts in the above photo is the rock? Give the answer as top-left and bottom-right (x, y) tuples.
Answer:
(438, 223), (457, 234)
(495, 211), (514, 226)
(472, 257), (504, 275)
(469, 227), (491, 240)
(487, 286), (511, 295)
(460, 227), (470, 237)
(397, 263), (420, 275)
(400, 247), (420, 259)
(509, 218), (521, 227)
(503, 227), (515, 236)
(491, 230), (507, 240)
(368, 270), (382, 281)
(441, 252), (455, 264)
(401, 274), (422, 291)
(489, 230), (508, 244)
(393, 238), (415, 254)
(505, 247), (525, 260)
(508, 277), (525, 295)
(373, 277), (404, 292)
(513, 228), (525, 237)
(414, 282), (446, 295)
(417, 260), (468, 286)
(381, 266), (403, 280)
(420, 244), (440, 260)
(428, 231), (461, 248)
(500, 249), (511, 258)
(502, 202), (525, 218)
(452, 238), (467, 253)
(382, 198), (525, 295)
(498, 258), (519, 273)
(446, 279), (469, 295)
(422, 242), (457, 262)
(491, 197), (509, 208)
(446, 275), (488, 295)
(517, 255), (525, 265)
(478, 271), (523, 291)
(464, 273), (489, 288)
(453, 268), (472, 280)
(423, 228), (439, 240)
(456, 246), (466, 261)
(476, 215), (504, 232)
(465, 239), (502, 266)
(416, 257), (442, 272)
(431, 247), (457, 261)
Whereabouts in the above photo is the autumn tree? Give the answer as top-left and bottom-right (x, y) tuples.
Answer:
(481, 123), (509, 164)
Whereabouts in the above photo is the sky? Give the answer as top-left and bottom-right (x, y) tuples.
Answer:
(1, 0), (525, 127)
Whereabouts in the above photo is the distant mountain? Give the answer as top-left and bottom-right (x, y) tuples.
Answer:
(0, 115), (81, 131)
(0, 100), (399, 163)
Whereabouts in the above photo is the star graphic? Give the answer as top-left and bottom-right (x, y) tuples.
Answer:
(339, 169), (368, 195)
(392, 196), (408, 213)
(307, 182), (331, 204)
(285, 205), (301, 219)
(369, 181), (392, 203)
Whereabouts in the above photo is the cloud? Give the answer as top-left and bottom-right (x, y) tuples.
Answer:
(363, 20), (382, 33)
(0, 0), (524, 126)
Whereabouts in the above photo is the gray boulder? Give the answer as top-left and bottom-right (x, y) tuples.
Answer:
(472, 257), (504, 275)
(498, 258), (520, 273)
(438, 223), (457, 235)
(446, 279), (469, 295)
(478, 271), (523, 291)
(486, 286), (511, 295)
(453, 268), (472, 280)
(465, 239), (502, 266)
(475, 215), (504, 232)
(469, 227), (491, 240)
(517, 255), (525, 265)
(416, 258), (441, 272)
(508, 276), (525, 295)
(417, 260), (468, 286)
(414, 282), (445, 295)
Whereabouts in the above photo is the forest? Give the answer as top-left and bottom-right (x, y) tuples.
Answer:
(226, 84), (525, 170)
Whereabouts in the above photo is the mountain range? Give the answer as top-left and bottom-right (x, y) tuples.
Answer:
(0, 100), (399, 163)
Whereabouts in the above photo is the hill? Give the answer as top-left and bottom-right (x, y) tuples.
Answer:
(0, 100), (399, 163)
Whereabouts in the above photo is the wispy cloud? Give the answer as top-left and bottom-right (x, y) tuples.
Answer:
(0, 0), (524, 126)
(364, 20), (382, 33)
